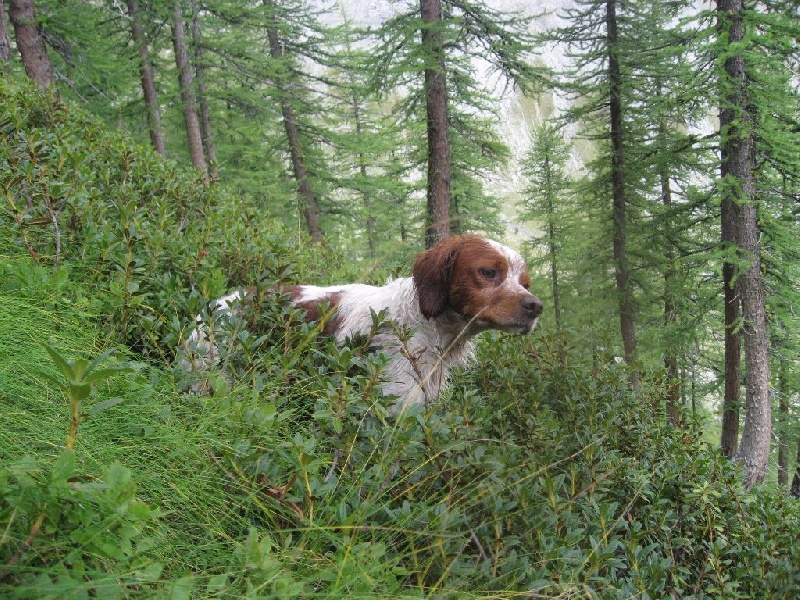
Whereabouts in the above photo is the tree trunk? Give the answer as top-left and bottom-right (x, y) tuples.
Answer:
(0, 0), (11, 65)
(777, 383), (788, 487)
(127, 0), (165, 156)
(655, 79), (680, 423)
(546, 161), (562, 336)
(266, 22), (323, 243)
(717, 0), (771, 490)
(191, 0), (217, 178)
(791, 436), (800, 498)
(735, 199), (771, 489)
(171, 0), (207, 176)
(420, 0), (451, 249)
(720, 195), (741, 458)
(719, 31), (742, 455)
(607, 0), (639, 390)
(9, 0), (54, 88)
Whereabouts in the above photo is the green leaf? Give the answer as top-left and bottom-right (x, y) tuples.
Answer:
(105, 462), (133, 492)
(169, 576), (194, 600)
(84, 397), (126, 416)
(133, 563), (164, 584)
(70, 358), (90, 381)
(69, 382), (92, 402)
(84, 347), (118, 377)
(42, 342), (75, 381)
(36, 369), (68, 393)
(206, 574), (228, 593)
(51, 449), (76, 483)
(83, 366), (133, 385)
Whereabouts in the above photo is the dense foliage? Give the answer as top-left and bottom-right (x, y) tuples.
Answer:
(2, 76), (800, 598)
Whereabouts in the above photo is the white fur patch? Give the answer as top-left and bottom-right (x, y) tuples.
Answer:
(486, 239), (530, 294)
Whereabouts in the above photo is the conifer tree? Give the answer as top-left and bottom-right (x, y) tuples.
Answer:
(548, 0), (718, 399)
(622, 1), (717, 422)
(190, 0), (216, 175)
(605, 0), (639, 388)
(447, 80), (506, 238)
(180, 1), (291, 199)
(717, 0), (746, 460)
(549, 0), (641, 383)
(730, 0), (800, 486)
(165, 0), (343, 238)
(520, 121), (572, 343)
(324, 26), (415, 257)
(371, 0), (539, 246)
(419, 0), (451, 247)
(716, 0), (769, 488)
(29, 0), (143, 128)
(265, 13), (322, 242)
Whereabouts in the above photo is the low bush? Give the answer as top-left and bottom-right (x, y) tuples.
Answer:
(3, 272), (799, 598)
(0, 77), (357, 365)
(2, 76), (799, 599)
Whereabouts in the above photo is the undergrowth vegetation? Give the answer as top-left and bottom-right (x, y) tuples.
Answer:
(2, 78), (799, 598)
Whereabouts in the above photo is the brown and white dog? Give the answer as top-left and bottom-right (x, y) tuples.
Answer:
(183, 235), (542, 408)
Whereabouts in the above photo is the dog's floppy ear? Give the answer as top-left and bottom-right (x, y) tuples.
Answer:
(413, 237), (461, 319)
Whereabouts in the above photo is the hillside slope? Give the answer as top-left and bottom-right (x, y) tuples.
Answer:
(1, 76), (799, 600)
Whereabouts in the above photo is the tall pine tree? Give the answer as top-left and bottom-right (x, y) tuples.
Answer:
(371, 0), (540, 247)
(520, 120), (572, 348)
(716, 0), (771, 488)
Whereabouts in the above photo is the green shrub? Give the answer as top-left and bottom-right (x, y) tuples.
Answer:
(171, 294), (800, 598)
(0, 77), (349, 365)
(3, 75), (799, 599)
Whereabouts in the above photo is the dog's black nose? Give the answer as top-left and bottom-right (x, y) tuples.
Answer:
(521, 295), (543, 318)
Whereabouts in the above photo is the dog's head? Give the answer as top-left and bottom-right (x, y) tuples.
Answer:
(412, 235), (542, 333)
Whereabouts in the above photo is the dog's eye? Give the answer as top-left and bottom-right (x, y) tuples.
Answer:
(479, 267), (498, 280)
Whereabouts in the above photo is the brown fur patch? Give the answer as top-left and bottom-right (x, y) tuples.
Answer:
(412, 235), (540, 330)
(281, 285), (341, 335)
(412, 236), (468, 318)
